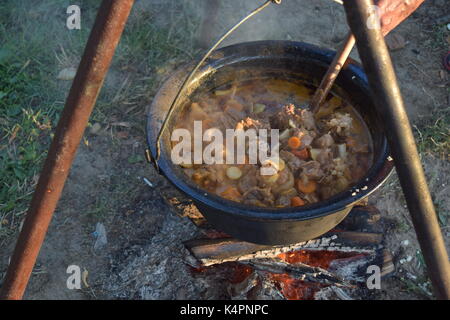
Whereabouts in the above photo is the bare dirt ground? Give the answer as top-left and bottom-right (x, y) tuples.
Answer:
(0, 0), (448, 299)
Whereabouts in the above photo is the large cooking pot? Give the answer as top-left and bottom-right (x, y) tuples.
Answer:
(146, 40), (394, 245)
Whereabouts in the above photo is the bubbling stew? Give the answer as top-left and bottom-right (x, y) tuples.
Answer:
(171, 78), (373, 208)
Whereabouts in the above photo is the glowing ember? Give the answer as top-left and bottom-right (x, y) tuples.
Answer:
(190, 250), (370, 300)
(229, 264), (253, 284)
(226, 250), (368, 300)
(190, 262), (254, 284)
(278, 250), (366, 269)
(270, 273), (325, 300)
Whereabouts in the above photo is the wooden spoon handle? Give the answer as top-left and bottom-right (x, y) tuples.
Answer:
(310, 0), (425, 113)
(310, 32), (355, 113)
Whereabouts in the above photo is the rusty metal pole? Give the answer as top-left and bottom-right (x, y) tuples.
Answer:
(0, 0), (134, 300)
(343, 0), (450, 299)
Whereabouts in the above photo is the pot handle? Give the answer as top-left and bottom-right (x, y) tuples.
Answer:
(152, 0), (282, 172)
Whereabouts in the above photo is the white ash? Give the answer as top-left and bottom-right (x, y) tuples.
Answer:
(102, 209), (203, 299)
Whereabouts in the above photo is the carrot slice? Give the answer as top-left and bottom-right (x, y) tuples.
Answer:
(292, 148), (309, 160)
(288, 136), (302, 149)
(220, 186), (241, 201)
(290, 196), (305, 207)
(297, 179), (317, 194)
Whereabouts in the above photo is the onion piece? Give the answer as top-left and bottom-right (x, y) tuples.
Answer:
(254, 103), (266, 113)
(337, 143), (347, 159)
(261, 158), (285, 173)
(226, 166), (242, 180)
(279, 128), (291, 140)
(309, 148), (321, 161)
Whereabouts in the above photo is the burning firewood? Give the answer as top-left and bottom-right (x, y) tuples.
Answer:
(181, 203), (394, 300)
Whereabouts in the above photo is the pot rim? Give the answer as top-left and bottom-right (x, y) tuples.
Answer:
(146, 40), (394, 222)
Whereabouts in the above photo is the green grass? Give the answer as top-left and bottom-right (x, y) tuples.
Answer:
(0, 63), (50, 225)
(0, 0), (99, 242)
(0, 0), (200, 244)
(413, 104), (450, 227)
(414, 107), (450, 159)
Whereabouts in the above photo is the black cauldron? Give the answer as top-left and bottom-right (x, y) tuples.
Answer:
(146, 40), (394, 245)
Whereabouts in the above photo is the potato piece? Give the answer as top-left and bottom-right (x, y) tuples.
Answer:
(226, 166), (242, 180)
(309, 148), (321, 161)
(254, 103), (266, 113)
(279, 128), (291, 140)
(271, 169), (295, 194)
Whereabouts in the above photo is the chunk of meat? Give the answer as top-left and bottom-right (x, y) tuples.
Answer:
(318, 185), (334, 200)
(192, 167), (218, 191)
(207, 165), (226, 183)
(326, 113), (353, 136)
(315, 148), (333, 165)
(275, 188), (298, 207)
(237, 117), (271, 131)
(300, 161), (325, 180)
(280, 150), (304, 172)
(299, 109), (317, 130)
(282, 103), (297, 116)
(275, 194), (292, 207)
(315, 133), (334, 148)
(271, 167), (295, 194)
(270, 104), (298, 130)
(242, 187), (275, 207)
(238, 166), (258, 194)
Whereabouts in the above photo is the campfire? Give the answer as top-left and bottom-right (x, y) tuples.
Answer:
(168, 199), (394, 300)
